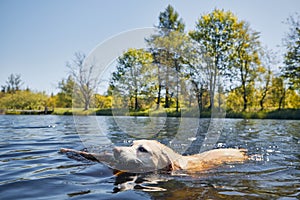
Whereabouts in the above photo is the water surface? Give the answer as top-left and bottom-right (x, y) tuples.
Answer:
(0, 115), (299, 199)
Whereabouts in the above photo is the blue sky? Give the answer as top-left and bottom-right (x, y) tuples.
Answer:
(1, 0), (299, 94)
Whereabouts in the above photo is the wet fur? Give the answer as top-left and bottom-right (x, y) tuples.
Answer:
(61, 140), (248, 173)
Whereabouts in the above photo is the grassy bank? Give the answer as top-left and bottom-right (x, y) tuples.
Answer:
(4, 109), (53, 115)
(2, 108), (299, 119)
(226, 109), (300, 120)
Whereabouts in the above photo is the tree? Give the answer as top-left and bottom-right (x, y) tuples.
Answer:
(47, 93), (56, 110)
(148, 31), (192, 111)
(284, 89), (300, 108)
(1, 74), (23, 93)
(231, 23), (261, 111)
(183, 43), (211, 112)
(111, 48), (153, 111)
(147, 5), (186, 109)
(258, 48), (277, 111)
(67, 52), (100, 110)
(56, 75), (75, 108)
(270, 77), (286, 110)
(226, 88), (244, 112)
(157, 4), (185, 34)
(282, 13), (300, 91)
(189, 9), (245, 110)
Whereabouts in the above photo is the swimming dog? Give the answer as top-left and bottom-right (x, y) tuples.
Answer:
(60, 140), (248, 173)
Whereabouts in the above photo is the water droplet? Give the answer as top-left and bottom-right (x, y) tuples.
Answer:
(188, 137), (196, 141)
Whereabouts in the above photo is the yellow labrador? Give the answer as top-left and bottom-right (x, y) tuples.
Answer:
(113, 140), (248, 173)
(61, 140), (248, 174)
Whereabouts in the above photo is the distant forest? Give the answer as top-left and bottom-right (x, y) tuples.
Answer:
(1, 5), (299, 118)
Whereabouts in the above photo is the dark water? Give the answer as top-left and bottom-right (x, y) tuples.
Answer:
(0, 115), (299, 199)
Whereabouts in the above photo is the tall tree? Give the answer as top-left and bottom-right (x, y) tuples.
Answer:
(282, 13), (300, 91)
(111, 48), (153, 111)
(56, 75), (75, 108)
(149, 31), (191, 111)
(189, 9), (245, 110)
(231, 23), (261, 111)
(147, 5), (185, 109)
(183, 42), (211, 112)
(270, 77), (286, 110)
(67, 52), (100, 110)
(258, 48), (277, 111)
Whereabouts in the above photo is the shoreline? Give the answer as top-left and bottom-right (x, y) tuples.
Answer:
(1, 108), (300, 120)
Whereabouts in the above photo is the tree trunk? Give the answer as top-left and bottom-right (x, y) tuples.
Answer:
(165, 86), (170, 108)
(191, 80), (203, 115)
(242, 84), (247, 112)
(259, 98), (265, 111)
(197, 88), (203, 113)
(134, 88), (138, 111)
(218, 91), (221, 111)
(165, 66), (170, 108)
(83, 91), (90, 111)
(156, 65), (162, 110)
(209, 55), (219, 111)
(84, 99), (89, 110)
(243, 93), (247, 111)
(209, 71), (217, 111)
(260, 90), (267, 111)
(260, 71), (271, 111)
(156, 84), (162, 110)
(175, 64), (179, 113)
(241, 61), (248, 112)
(278, 88), (285, 110)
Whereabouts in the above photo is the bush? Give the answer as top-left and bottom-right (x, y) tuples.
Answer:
(0, 91), (48, 110)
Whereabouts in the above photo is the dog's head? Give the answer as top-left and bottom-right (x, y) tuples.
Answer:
(113, 140), (181, 173)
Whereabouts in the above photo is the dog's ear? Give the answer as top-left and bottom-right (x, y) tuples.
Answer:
(168, 160), (181, 171)
(161, 151), (181, 171)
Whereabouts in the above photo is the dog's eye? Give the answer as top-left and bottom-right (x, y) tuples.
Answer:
(137, 146), (148, 153)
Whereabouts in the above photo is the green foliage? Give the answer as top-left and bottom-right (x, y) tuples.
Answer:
(189, 9), (248, 109)
(282, 14), (300, 91)
(148, 31), (194, 110)
(257, 48), (277, 111)
(0, 90), (48, 110)
(269, 77), (286, 110)
(158, 4), (185, 34)
(231, 24), (261, 111)
(108, 6), (300, 118)
(147, 6), (194, 110)
(283, 31), (300, 90)
(94, 94), (112, 109)
(55, 75), (75, 108)
(189, 9), (244, 68)
(111, 48), (154, 110)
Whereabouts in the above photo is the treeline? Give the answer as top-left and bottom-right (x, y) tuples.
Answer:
(0, 5), (299, 117)
(0, 73), (111, 113)
(109, 6), (300, 114)
(0, 74), (48, 112)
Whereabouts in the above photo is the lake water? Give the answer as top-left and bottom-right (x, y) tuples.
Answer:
(0, 115), (299, 199)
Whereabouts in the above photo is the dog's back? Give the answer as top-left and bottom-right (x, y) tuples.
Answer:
(184, 148), (248, 172)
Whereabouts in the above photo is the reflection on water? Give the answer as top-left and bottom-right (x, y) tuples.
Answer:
(0, 115), (299, 199)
